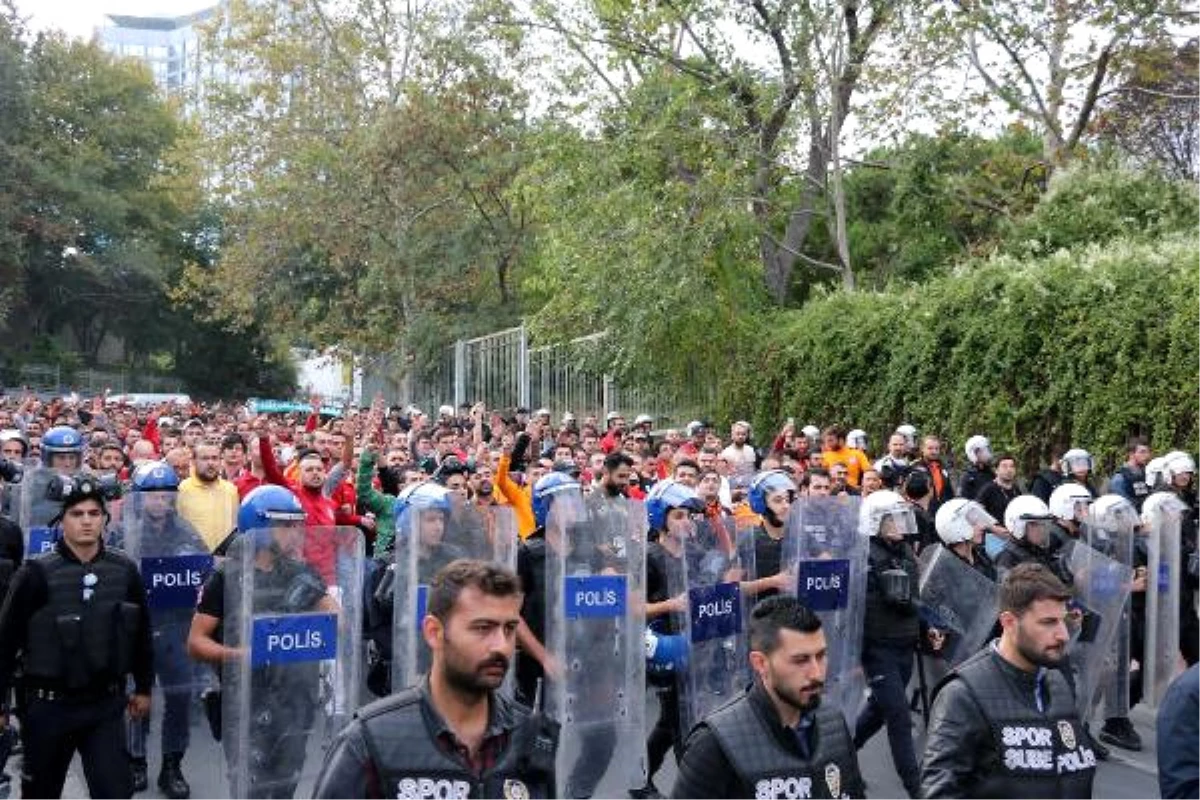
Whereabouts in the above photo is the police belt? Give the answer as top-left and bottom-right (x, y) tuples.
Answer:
(23, 679), (123, 702)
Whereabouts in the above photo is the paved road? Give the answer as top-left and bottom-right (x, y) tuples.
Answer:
(15, 686), (1165, 798)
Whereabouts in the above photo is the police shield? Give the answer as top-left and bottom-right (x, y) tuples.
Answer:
(1062, 539), (1133, 721)
(1141, 493), (1184, 708)
(1082, 500), (1137, 721)
(392, 503), (519, 692)
(544, 491), (647, 798)
(782, 496), (868, 724)
(117, 487), (214, 768)
(223, 525), (364, 799)
(917, 544), (998, 667)
(661, 516), (755, 736)
(16, 466), (71, 557)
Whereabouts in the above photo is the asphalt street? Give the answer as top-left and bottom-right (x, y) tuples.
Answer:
(15, 681), (1167, 799)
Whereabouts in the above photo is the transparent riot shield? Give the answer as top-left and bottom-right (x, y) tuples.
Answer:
(917, 544), (998, 667)
(544, 492), (647, 798)
(666, 515), (755, 736)
(392, 503), (519, 692)
(119, 487), (215, 769)
(16, 466), (67, 556)
(1062, 539), (1133, 722)
(1083, 501), (1137, 721)
(223, 525), (363, 799)
(1142, 493), (1184, 708)
(782, 496), (867, 725)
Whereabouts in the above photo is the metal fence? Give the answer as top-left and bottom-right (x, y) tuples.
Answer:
(392, 325), (715, 430)
(0, 364), (185, 396)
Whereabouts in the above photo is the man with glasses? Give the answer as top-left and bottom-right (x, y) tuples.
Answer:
(0, 475), (153, 798)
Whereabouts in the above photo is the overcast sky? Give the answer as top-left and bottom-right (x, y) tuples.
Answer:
(13, 0), (213, 40)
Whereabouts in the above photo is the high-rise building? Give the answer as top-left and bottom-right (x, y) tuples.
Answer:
(98, 5), (218, 100)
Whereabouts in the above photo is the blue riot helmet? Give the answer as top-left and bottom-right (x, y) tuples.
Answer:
(238, 485), (306, 551)
(532, 471), (581, 530)
(748, 469), (797, 516)
(644, 626), (689, 687)
(131, 460), (180, 493)
(646, 479), (704, 532)
(42, 425), (84, 470)
(393, 481), (452, 539)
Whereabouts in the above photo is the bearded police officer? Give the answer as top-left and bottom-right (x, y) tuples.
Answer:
(671, 595), (865, 799)
(0, 474), (153, 798)
(920, 562), (1097, 798)
(312, 559), (558, 799)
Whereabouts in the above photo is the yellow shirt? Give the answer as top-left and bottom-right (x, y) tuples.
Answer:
(178, 476), (240, 552)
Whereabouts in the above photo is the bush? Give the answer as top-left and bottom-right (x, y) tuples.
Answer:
(999, 167), (1199, 258)
(723, 231), (1199, 475)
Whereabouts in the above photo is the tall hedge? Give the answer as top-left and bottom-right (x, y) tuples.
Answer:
(723, 231), (1199, 475)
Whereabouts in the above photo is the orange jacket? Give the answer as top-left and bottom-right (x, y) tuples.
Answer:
(822, 447), (871, 488)
(496, 453), (536, 539)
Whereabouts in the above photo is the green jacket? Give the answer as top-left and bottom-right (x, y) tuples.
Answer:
(356, 450), (396, 558)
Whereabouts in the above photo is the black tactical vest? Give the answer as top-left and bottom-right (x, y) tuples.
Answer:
(24, 547), (140, 690)
(357, 687), (556, 799)
(947, 650), (1095, 798)
(706, 690), (861, 799)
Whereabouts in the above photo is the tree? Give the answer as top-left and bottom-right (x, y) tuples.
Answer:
(804, 127), (1044, 286)
(0, 19), (192, 364)
(1092, 37), (1199, 180)
(950, 0), (1195, 167)
(505, 0), (929, 304)
(192, 0), (534, 375)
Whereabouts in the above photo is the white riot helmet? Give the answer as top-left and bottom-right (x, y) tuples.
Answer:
(1089, 494), (1139, 538)
(935, 498), (996, 546)
(1142, 491), (1189, 527)
(1060, 448), (1093, 476)
(1048, 482), (1093, 524)
(847, 429), (868, 451)
(895, 424), (917, 450)
(801, 424), (820, 443)
(964, 435), (991, 466)
(1145, 456), (1167, 491)
(1004, 495), (1054, 542)
(859, 489), (917, 538)
(1162, 450), (1197, 484)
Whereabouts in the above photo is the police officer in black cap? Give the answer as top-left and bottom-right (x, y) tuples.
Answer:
(0, 474), (153, 798)
(312, 559), (558, 799)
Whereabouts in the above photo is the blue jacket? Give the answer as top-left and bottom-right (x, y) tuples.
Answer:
(1157, 663), (1199, 799)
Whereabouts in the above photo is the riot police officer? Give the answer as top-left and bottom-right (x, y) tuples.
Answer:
(0, 474), (153, 798)
(920, 563), (1097, 798)
(187, 485), (344, 799)
(313, 559), (558, 798)
(741, 470), (797, 597)
(853, 490), (923, 797)
(934, 498), (998, 580)
(994, 495), (1064, 579)
(114, 461), (211, 798)
(958, 435), (994, 502)
(636, 479), (706, 798)
(671, 595), (865, 799)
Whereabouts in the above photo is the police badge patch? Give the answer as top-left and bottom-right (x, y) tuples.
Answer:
(502, 779), (530, 799)
(1057, 720), (1077, 750)
(824, 762), (841, 798)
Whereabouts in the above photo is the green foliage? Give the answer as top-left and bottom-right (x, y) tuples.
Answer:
(999, 167), (1200, 258)
(518, 73), (768, 384)
(802, 128), (1045, 287)
(195, 0), (532, 367)
(723, 230), (1199, 473)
